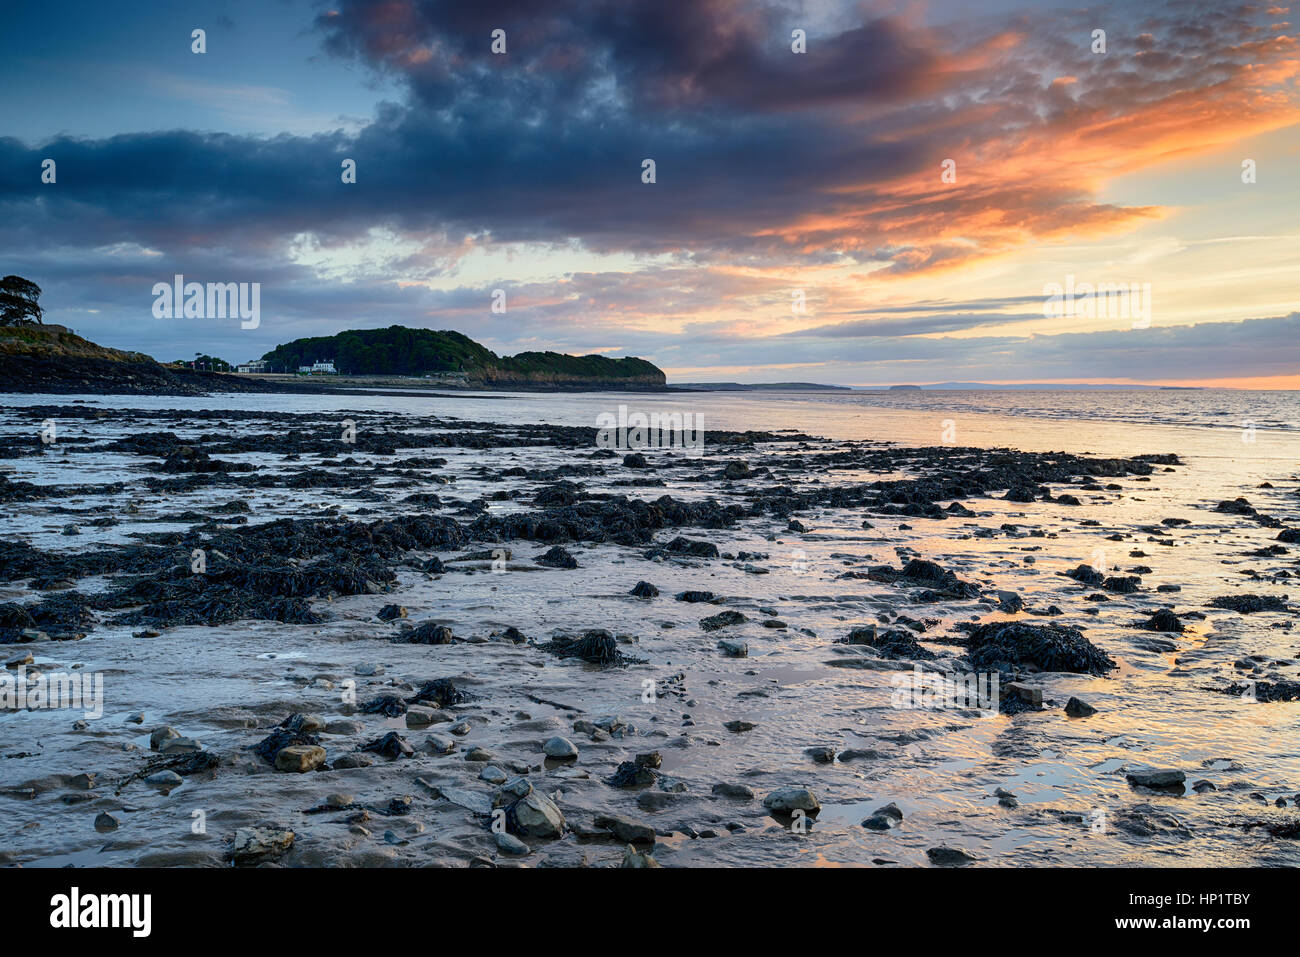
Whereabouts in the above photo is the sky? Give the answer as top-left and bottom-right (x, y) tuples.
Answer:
(2, 0), (1299, 387)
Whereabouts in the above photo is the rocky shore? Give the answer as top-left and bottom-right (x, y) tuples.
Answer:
(1, 401), (1297, 867)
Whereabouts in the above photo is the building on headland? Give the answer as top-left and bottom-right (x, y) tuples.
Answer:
(297, 359), (337, 375)
(236, 359), (269, 374)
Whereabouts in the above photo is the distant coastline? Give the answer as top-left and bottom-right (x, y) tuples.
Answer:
(0, 325), (668, 396)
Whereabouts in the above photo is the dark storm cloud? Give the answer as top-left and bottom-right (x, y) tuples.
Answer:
(1, 0), (1296, 380)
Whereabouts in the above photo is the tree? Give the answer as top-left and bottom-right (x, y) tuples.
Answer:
(0, 275), (44, 326)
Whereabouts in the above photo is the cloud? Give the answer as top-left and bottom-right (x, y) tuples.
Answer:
(0, 0), (1296, 380)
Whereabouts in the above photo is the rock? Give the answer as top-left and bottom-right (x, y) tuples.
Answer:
(149, 726), (181, 751)
(68, 772), (95, 790)
(480, 765), (508, 784)
(492, 776), (533, 807)
(621, 844), (661, 868)
(1005, 682), (1043, 707)
(636, 791), (680, 812)
(465, 746), (494, 761)
(1064, 697), (1097, 717)
(717, 639), (748, 658)
(805, 746), (837, 763)
(495, 831), (530, 856)
(594, 812), (656, 844)
(926, 846), (977, 866)
(158, 736), (203, 755)
(275, 744), (327, 773)
(997, 591), (1024, 613)
(405, 705), (441, 728)
(542, 736), (579, 759)
(861, 801), (904, 830)
(1126, 769), (1186, 790)
(762, 786), (820, 814)
(630, 581), (659, 598)
(1192, 779), (1217, 793)
(426, 734), (456, 755)
(332, 754), (375, 769)
(506, 793), (565, 839)
(724, 719), (756, 733)
(94, 812), (120, 832)
(144, 770), (183, 790)
(324, 719), (364, 735)
(712, 782), (755, 800)
(232, 826), (294, 865)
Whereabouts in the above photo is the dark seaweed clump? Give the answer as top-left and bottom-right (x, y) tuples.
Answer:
(537, 629), (644, 666)
(397, 622), (455, 644)
(407, 678), (470, 709)
(360, 694), (408, 717)
(862, 559), (980, 599)
(1216, 680), (1300, 703)
(965, 621), (1116, 675)
(840, 625), (936, 660)
(1207, 594), (1289, 613)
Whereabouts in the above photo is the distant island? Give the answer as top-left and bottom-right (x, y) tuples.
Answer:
(258, 326), (665, 391)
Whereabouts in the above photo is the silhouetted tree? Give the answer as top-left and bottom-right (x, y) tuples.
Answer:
(0, 275), (44, 326)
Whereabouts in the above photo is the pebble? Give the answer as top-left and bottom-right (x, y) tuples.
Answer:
(495, 831), (530, 856)
(325, 720), (364, 735)
(507, 793), (565, 838)
(275, 744), (327, 773)
(926, 846), (977, 866)
(542, 736), (579, 758)
(149, 726), (180, 750)
(762, 786), (820, 813)
(594, 812), (656, 844)
(144, 770), (183, 789)
(232, 826), (294, 864)
(1064, 697), (1097, 717)
(712, 782), (755, 800)
(861, 802), (904, 830)
(1125, 769), (1186, 790)
(621, 845), (661, 868)
(426, 734), (456, 755)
